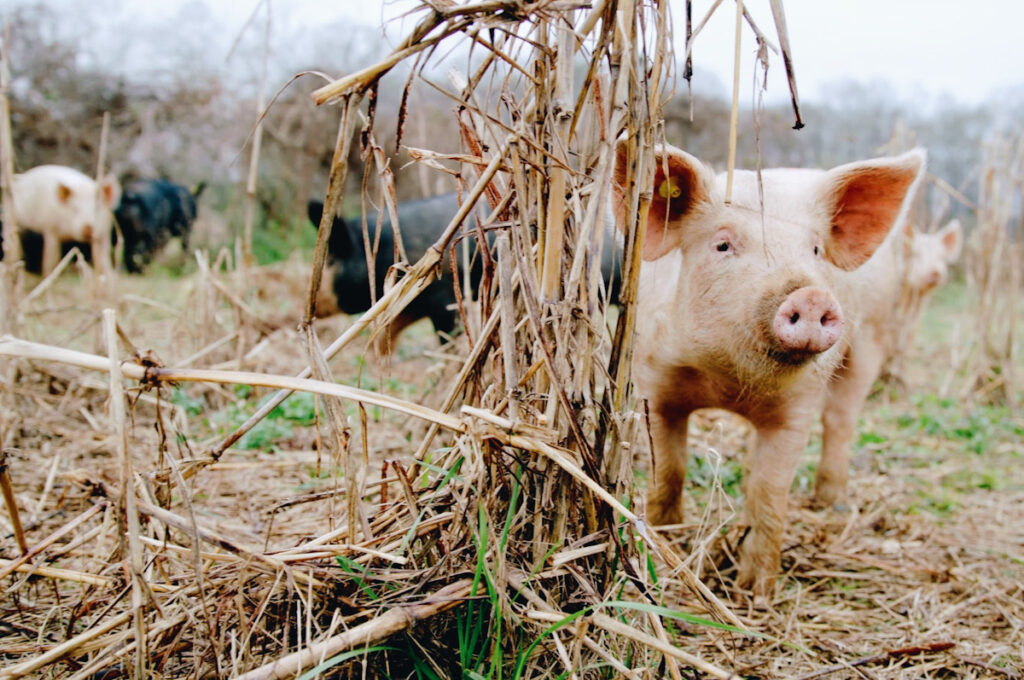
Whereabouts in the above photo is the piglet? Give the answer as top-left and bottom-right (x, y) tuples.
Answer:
(8, 165), (121, 276)
(906, 219), (962, 294)
(613, 142), (925, 596)
(883, 218), (963, 381)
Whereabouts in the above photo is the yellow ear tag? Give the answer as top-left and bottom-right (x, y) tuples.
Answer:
(657, 177), (682, 200)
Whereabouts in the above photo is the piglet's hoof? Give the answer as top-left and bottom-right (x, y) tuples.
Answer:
(736, 537), (782, 602)
(645, 500), (685, 531)
(811, 493), (851, 513)
(735, 567), (775, 607)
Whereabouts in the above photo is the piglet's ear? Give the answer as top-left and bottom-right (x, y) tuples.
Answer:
(307, 200), (324, 228)
(823, 149), (925, 271)
(938, 218), (963, 262)
(613, 140), (714, 261)
(308, 200), (354, 258)
(99, 174), (122, 209)
(57, 183), (73, 204)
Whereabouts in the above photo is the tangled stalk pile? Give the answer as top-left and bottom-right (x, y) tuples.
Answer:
(0, 1), (771, 677)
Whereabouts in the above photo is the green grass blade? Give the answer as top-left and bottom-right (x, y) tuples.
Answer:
(297, 645), (395, 680)
(512, 607), (593, 680)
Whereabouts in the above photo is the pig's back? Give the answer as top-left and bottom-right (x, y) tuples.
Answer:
(11, 166), (96, 231)
(387, 193), (463, 257)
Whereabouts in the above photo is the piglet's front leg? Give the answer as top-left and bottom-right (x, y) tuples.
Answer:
(737, 414), (815, 598)
(646, 407), (691, 527)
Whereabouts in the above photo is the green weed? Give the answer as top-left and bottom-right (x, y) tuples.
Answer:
(250, 216), (319, 265)
(279, 392), (318, 425)
(170, 387), (205, 416)
(334, 554), (383, 601)
(894, 395), (1022, 455)
(857, 430), (887, 447)
(944, 468), (1003, 492)
(210, 391), (321, 451)
(686, 453), (743, 498)
(908, 490), (959, 518)
(296, 645), (396, 680)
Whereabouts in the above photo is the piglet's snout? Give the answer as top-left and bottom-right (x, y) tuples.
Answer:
(772, 287), (843, 354)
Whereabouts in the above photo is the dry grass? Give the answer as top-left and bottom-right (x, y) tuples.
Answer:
(1, 1), (1022, 679)
(1, 267), (1021, 679)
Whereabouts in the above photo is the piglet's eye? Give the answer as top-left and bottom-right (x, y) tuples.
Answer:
(813, 245), (820, 256)
(716, 241), (730, 252)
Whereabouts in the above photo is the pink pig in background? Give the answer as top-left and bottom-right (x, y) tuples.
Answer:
(7, 165), (121, 276)
(613, 142), (926, 597)
(905, 219), (962, 295)
(884, 219), (963, 381)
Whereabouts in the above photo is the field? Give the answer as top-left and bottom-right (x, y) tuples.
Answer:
(2, 2), (1023, 678)
(0, 251), (1021, 678)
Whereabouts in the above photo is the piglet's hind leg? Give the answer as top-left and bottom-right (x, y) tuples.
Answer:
(817, 337), (886, 508)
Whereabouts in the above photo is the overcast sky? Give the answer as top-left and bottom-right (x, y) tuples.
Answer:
(286, 0), (1024, 107)
(11, 0), (1024, 108)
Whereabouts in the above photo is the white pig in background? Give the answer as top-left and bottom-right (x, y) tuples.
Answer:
(613, 142), (925, 596)
(884, 218), (964, 380)
(7, 165), (121, 276)
(905, 219), (962, 295)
